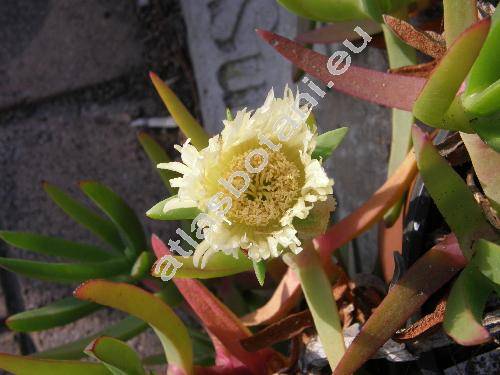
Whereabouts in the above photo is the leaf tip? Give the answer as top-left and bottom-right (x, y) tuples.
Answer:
(411, 125), (430, 154)
(255, 29), (275, 43)
(151, 234), (171, 259)
(73, 279), (101, 300)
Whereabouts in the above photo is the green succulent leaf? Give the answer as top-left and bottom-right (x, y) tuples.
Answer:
(0, 231), (116, 262)
(382, 19), (417, 226)
(443, 0), (478, 46)
(294, 196), (336, 239)
(443, 264), (494, 345)
(465, 7), (500, 97)
(0, 353), (109, 375)
(85, 336), (146, 375)
(461, 133), (500, 211)
(34, 316), (147, 360)
(146, 197), (201, 221)
(253, 260), (266, 287)
(471, 239), (500, 285)
(0, 257), (129, 283)
(152, 250), (253, 280)
(286, 243), (345, 369)
(6, 297), (99, 332)
(461, 8), (500, 150)
(412, 126), (492, 259)
(143, 328), (214, 366)
(137, 132), (177, 195)
(130, 251), (155, 280)
(277, 0), (368, 22)
(43, 182), (123, 251)
(412, 19), (491, 131)
(312, 127), (348, 161)
(469, 111), (500, 152)
(80, 181), (147, 255)
(149, 72), (208, 150)
(335, 234), (467, 374)
(75, 280), (193, 375)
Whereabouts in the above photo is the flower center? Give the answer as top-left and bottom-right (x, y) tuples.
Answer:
(223, 149), (302, 227)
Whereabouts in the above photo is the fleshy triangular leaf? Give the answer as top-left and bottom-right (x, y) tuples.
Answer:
(146, 197), (201, 221)
(312, 127), (348, 160)
(84, 336), (146, 375)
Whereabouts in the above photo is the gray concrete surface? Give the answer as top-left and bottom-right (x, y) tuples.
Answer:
(180, 0), (296, 134)
(0, 0), (143, 111)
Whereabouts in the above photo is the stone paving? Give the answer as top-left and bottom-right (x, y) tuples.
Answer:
(0, 0), (391, 361)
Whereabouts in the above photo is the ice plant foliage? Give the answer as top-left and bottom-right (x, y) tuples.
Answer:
(156, 88), (334, 271)
(1, 1), (499, 374)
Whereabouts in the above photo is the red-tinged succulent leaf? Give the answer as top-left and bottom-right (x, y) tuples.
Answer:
(256, 29), (426, 111)
(412, 126), (493, 259)
(173, 278), (283, 374)
(151, 236), (284, 373)
(461, 133), (500, 211)
(150, 72), (209, 149)
(195, 366), (252, 375)
(316, 149), (418, 260)
(245, 150), (418, 326)
(296, 19), (381, 44)
(443, 264), (493, 346)
(241, 269), (301, 326)
(412, 19), (491, 131)
(207, 331), (248, 372)
(74, 280), (193, 375)
(0, 353), (109, 375)
(378, 211), (403, 283)
(333, 234), (467, 375)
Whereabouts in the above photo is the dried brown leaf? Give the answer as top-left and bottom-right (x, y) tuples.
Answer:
(393, 297), (447, 342)
(240, 310), (313, 352)
(383, 14), (447, 58)
(389, 60), (439, 78)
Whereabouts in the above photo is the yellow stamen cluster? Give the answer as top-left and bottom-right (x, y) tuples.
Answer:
(224, 149), (301, 227)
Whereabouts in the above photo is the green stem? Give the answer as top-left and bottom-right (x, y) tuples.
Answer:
(284, 241), (345, 369)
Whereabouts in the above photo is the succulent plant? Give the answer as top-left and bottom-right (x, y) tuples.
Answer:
(0, 1), (498, 374)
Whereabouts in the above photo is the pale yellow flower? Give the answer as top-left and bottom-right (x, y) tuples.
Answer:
(158, 88), (334, 267)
